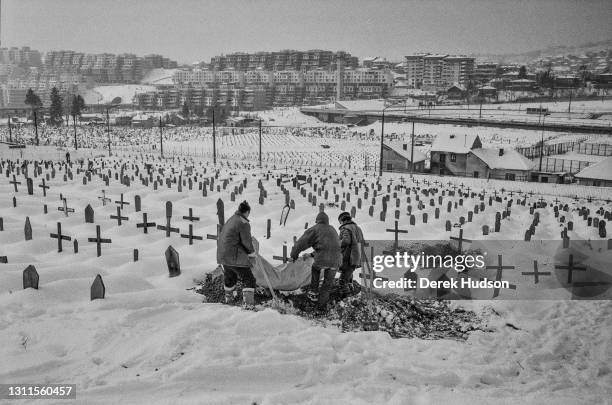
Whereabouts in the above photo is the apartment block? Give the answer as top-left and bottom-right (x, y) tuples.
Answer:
(404, 53), (475, 91)
(210, 50), (358, 71)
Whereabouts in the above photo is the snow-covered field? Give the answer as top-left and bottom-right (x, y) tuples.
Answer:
(1, 139), (611, 404)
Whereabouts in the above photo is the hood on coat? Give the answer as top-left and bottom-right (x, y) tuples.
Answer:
(234, 211), (249, 222)
(315, 212), (329, 225)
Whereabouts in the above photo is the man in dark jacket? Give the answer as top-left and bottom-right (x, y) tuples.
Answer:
(290, 212), (341, 308)
(217, 201), (257, 306)
(338, 212), (365, 294)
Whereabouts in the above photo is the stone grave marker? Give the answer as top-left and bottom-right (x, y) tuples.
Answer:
(24, 217), (32, 241)
(85, 204), (94, 223)
(90, 274), (105, 300)
(166, 246), (181, 277)
(23, 265), (39, 289)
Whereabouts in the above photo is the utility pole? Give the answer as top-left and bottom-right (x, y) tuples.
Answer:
(7, 116), (11, 143)
(538, 114), (546, 172)
(106, 108), (111, 156)
(258, 118), (262, 168)
(410, 121), (415, 173)
(73, 115), (78, 150)
(212, 109), (216, 165)
(568, 89), (572, 119)
(33, 110), (39, 146)
(379, 109), (385, 176)
(159, 117), (164, 158)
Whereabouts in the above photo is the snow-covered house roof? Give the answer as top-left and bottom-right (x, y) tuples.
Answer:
(447, 84), (466, 92)
(431, 134), (481, 154)
(575, 157), (612, 181)
(471, 148), (536, 171)
(384, 141), (427, 163)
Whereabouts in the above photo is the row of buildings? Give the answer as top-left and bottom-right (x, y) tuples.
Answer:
(1, 48), (178, 90)
(1, 65), (394, 110)
(385, 133), (612, 187)
(208, 50), (358, 71)
(42, 50), (178, 83)
(0, 46), (43, 66)
(529, 49), (611, 77)
(2, 45), (611, 111)
(133, 85), (269, 112)
(170, 66), (393, 106)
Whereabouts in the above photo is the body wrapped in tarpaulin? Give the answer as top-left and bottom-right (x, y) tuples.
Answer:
(250, 238), (313, 291)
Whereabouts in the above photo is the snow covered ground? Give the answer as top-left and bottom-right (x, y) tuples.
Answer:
(1, 140), (611, 404)
(306, 99), (612, 128)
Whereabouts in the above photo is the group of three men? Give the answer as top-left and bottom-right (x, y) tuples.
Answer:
(216, 201), (365, 309)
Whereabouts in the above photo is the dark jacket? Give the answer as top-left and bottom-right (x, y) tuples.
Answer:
(339, 221), (365, 267)
(216, 211), (255, 267)
(290, 212), (341, 269)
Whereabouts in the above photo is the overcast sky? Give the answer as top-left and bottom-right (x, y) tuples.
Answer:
(3, 0), (611, 63)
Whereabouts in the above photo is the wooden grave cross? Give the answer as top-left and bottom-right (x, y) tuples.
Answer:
(110, 206), (128, 226)
(181, 224), (203, 245)
(522, 260), (552, 284)
(115, 193), (130, 209)
(485, 254), (517, 297)
(450, 228), (472, 254)
(136, 217), (154, 237)
(38, 178), (50, 197)
(182, 208), (200, 222)
(555, 254), (587, 284)
(57, 198), (74, 217)
(88, 225), (112, 257)
(383, 220), (408, 254)
(9, 175), (21, 192)
(98, 190), (111, 206)
(50, 222), (71, 252)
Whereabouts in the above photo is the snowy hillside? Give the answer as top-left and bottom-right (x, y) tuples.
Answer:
(1, 141), (611, 404)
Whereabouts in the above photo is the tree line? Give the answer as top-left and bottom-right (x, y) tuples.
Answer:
(23, 87), (86, 127)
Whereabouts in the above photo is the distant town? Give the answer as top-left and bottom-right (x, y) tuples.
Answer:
(1, 45), (610, 117)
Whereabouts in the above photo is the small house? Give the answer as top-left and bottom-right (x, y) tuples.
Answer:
(468, 147), (535, 180)
(575, 157), (612, 187)
(382, 141), (427, 173)
(430, 134), (482, 175)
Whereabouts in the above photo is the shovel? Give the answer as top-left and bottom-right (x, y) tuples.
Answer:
(359, 243), (379, 331)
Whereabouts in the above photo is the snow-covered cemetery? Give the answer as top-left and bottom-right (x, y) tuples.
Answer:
(1, 1), (612, 404)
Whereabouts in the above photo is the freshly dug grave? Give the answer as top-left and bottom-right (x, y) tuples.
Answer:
(195, 267), (485, 340)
